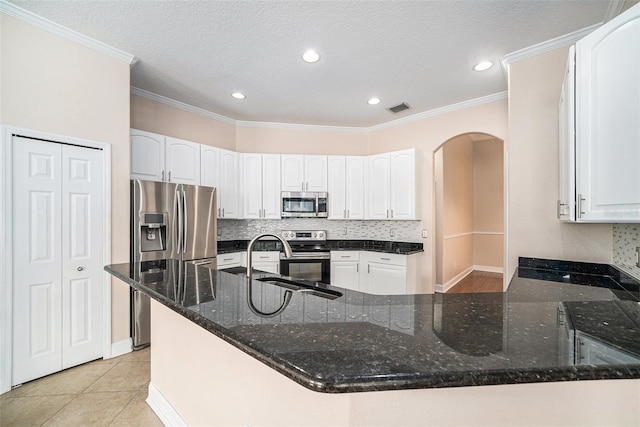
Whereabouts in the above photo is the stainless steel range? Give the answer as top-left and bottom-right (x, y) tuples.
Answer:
(280, 230), (330, 284)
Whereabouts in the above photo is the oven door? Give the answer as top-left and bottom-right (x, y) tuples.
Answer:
(280, 255), (330, 284)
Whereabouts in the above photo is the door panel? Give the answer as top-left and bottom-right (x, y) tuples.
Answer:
(13, 137), (63, 385)
(61, 144), (103, 368)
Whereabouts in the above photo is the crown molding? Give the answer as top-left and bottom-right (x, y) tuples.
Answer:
(0, 0), (137, 66)
(367, 92), (508, 133)
(131, 87), (237, 126)
(500, 22), (601, 69)
(235, 120), (368, 134)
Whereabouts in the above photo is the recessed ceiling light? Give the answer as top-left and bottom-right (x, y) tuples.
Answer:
(302, 49), (320, 63)
(368, 97), (381, 105)
(473, 61), (493, 71)
(231, 92), (245, 99)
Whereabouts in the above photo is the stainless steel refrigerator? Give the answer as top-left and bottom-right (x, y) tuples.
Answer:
(130, 179), (217, 349)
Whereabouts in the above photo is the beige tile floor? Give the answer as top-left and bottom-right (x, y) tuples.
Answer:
(0, 347), (163, 427)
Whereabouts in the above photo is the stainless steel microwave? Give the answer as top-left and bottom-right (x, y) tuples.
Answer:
(281, 192), (328, 218)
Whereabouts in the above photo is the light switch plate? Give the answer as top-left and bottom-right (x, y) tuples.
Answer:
(422, 229), (428, 238)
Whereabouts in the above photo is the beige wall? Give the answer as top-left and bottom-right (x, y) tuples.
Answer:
(369, 100), (509, 291)
(130, 94), (235, 150)
(235, 126), (368, 154)
(473, 138), (504, 270)
(1, 13), (132, 344)
(507, 46), (612, 282)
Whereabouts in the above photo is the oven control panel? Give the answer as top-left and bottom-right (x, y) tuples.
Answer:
(282, 230), (326, 241)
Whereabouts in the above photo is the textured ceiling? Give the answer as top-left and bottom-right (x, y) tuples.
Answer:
(9, 0), (616, 127)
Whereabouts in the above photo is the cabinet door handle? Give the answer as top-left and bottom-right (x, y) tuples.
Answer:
(161, 170), (165, 181)
(368, 264), (370, 273)
(222, 208), (225, 217)
(386, 209), (389, 219)
(343, 209), (346, 218)
(168, 171), (171, 182)
(577, 194), (585, 219)
(302, 182), (304, 191)
(390, 209), (393, 218)
(347, 209), (350, 218)
(356, 264), (359, 273)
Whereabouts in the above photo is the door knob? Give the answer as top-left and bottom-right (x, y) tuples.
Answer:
(77, 267), (84, 271)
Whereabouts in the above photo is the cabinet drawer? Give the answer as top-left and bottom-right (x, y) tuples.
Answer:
(330, 251), (360, 262)
(251, 251), (280, 262)
(365, 252), (406, 266)
(217, 252), (242, 269)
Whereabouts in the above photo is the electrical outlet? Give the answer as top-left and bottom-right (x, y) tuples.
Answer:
(422, 229), (428, 238)
(261, 227), (266, 233)
(343, 227), (348, 235)
(390, 229), (396, 237)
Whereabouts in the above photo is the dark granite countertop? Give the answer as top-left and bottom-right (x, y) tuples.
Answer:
(218, 239), (423, 255)
(104, 258), (640, 393)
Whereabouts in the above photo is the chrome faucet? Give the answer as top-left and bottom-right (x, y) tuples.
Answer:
(246, 233), (293, 283)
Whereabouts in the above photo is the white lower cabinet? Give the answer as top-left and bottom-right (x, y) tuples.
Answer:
(330, 251), (360, 291)
(366, 260), (407, 295)
(216, 252), (243, 270)
(331, 251), (420, 295)
(250, 251), (280, 274)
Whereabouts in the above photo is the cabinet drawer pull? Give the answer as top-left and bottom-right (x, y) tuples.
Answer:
(340, 255), (351, 258)
(381, 257), (391, 261)
(223, 258), (234, 262)
(258, 256), (270, 259)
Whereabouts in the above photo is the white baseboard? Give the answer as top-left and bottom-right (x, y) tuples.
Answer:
(435, 266), (473, 293)
(147, 382), (187, 427)
(473, 265), (504, 274)
(109, 338), (132, 359)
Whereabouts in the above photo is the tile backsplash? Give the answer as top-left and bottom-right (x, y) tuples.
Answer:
(612, 223), (640, 280)
(218, 219), (423, 243)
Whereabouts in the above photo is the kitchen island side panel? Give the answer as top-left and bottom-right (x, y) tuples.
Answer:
(149, 301), (640, 427)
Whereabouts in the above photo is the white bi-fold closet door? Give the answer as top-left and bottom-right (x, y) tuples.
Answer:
(12, 136), (104, 385)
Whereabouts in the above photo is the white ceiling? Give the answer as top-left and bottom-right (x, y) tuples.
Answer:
(8, 1), (620, 127)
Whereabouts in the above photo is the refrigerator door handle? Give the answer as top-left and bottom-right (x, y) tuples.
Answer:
(182, 189), (188, 254)
(175, 189), (183, 254)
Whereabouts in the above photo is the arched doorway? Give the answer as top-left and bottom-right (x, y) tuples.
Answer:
(434, 132), (504, 293)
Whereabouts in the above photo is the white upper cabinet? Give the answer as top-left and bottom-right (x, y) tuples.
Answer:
(165, 137), (201, 185)
(131, 129), (165, 182)
(389, 149), (416, 220)
(131, 129), (200, 185)
(201, 145), (220, 188)
(218, 149), (240, 218)
(328, 156), (364, 219)
(281, 154), (327, 192)
(366, 149), (417, 220)
(558, 45), (576, 221)
(201, 144), (240, 218)
(242, 153), (281, 219)
(559, 4), (640, 222)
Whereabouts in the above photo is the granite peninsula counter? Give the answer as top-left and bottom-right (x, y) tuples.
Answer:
(105, 259), (640, 426)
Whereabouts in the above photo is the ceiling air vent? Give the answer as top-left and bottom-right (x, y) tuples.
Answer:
(386, 102), (411, 114)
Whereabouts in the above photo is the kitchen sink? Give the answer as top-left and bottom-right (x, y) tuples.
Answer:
(255, 276), (343, 300)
